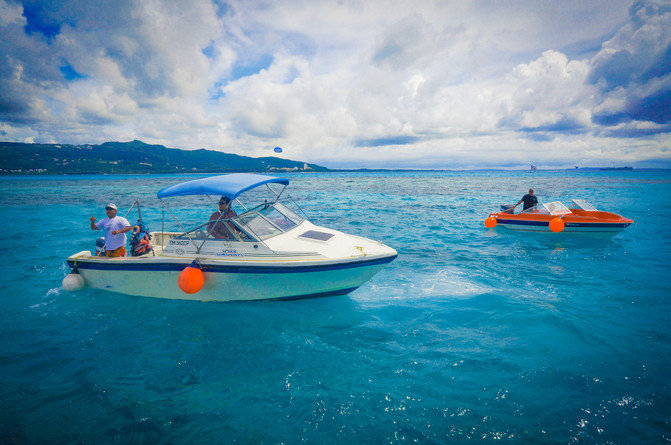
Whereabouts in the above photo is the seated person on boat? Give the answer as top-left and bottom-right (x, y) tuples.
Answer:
(208, 196), (238, 239)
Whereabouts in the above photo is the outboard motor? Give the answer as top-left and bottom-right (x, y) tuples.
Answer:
(95, 237), (106, 256)
(500, 204), (515, 214)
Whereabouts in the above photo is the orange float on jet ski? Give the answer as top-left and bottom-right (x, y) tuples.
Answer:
(485, 200), (633, 234)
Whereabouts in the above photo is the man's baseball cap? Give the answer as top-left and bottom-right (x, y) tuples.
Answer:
(105, 203), (117, 210)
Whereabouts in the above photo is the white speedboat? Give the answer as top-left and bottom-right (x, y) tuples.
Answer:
(64, 174), (397, 301)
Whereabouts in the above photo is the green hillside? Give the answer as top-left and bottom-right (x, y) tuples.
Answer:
(0, 140), (329, 174)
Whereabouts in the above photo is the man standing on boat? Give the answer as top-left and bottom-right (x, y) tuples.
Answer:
(208, 196), (238, 239)
(513, 188), (538, 212)
(89, 203), (131, 257)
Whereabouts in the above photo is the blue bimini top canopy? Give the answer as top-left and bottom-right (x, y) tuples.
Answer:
(157, 173), (289, 200)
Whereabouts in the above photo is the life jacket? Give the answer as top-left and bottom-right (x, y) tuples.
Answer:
(130, 219), (153, 257)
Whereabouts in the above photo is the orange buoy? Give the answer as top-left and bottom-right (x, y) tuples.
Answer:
(178, 261), (204, 294)
(549, 217), (565, 233)
(484, 216), (497, 228)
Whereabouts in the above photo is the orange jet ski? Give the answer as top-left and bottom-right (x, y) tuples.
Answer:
(485, 200), (633, 234)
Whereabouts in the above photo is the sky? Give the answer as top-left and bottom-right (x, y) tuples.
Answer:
(0, 0), (670, 169)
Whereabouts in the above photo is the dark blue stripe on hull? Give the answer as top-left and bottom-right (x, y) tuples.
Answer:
(68, 254), (397, 274)
(497, 219), (547, 227)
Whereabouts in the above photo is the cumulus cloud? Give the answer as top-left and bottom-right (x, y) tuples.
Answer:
(0, 0), (669, 168)
(500, 50), (593, 133)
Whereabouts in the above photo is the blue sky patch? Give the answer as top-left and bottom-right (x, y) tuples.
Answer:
(230, 54), (274, 81)
(208, 81), (226, 101)
(202, 42), (216, 59)
(59, 60), (85, 80)
(22, 2), (61, 40)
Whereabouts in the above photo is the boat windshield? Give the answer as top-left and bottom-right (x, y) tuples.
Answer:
(173, 200), (304, 242)
(571, 199), (598, 211)
(520, 201), (572, 216)
(543, 201), (572, 216)
(232, 200), (304, 241)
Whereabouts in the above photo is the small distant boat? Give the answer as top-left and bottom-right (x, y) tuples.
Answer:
(64, 174), (397, 301)
(485, 200), (633, 234)
(530, 164), (537, 172)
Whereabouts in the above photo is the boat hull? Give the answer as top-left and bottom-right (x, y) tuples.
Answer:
(495, 218), (632, 233)
(67, 254), (397, 302)
(492, 209), (633, 234)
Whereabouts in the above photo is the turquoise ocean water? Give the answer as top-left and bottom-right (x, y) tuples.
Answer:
(0, 171), (669, 442)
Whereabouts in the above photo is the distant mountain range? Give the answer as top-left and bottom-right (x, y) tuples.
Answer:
(0, 140), (329, 174)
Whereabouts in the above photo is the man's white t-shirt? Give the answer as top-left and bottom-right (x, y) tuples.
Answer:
(96, 216), (131, 250)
